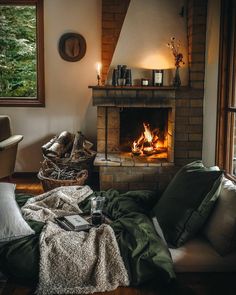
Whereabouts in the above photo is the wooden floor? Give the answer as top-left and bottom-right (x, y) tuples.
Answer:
(0, 174), (236, 295)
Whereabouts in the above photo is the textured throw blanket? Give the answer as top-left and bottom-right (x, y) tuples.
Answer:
(21, 186), (129, 294)
(21, 185), (93, 222)
(37, 222), (129, 295)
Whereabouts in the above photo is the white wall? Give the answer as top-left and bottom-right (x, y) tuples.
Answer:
(108, 0), (188, 86)
(202, 0), (220, 166)
(0, 0), (101, 172)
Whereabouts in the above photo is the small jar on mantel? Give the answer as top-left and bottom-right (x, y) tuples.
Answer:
(141, 78), (149, 87)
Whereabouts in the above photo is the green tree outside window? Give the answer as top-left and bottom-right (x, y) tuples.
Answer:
(0, 0), (44, 107)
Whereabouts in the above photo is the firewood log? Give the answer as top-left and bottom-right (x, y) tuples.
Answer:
(42, 136), (57, 154)
(46, 131), (74, 158)
(70, 131), (84, 161)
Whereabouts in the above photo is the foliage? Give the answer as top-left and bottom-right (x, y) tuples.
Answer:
(0, 5), (37, 98)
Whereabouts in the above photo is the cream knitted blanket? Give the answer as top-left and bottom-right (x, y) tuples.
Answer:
(22, 185), (93, 222)
(21, 186), (129, 294)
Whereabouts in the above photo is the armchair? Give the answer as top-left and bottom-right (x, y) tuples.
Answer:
(0, 116), (23, 179)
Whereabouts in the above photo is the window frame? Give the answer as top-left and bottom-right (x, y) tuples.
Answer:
(0, 0), (45, 107)
(216, 0), (236, 180)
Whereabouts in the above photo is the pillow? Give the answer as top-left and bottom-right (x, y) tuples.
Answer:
(204, 177), (236, 256)
(152, 161), (223, 247)
(0, 183), (35, 242)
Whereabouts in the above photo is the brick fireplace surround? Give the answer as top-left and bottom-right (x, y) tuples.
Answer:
(90, 86), (203, 192)
(90, 0), (207, 192)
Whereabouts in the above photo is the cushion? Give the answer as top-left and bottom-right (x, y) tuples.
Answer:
(0, 183), (35, 242)
(204, 177), (236, 256)
(152, 161), (223, 247)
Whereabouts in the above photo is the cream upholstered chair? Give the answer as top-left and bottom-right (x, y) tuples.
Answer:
(0, 116), (23, 179)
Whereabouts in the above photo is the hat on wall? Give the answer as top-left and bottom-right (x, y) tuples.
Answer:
(58, 32), (86, 62)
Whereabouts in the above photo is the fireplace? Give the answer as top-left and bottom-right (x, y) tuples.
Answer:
(90, 86), (203, 192)
(89, 86), (181, 191)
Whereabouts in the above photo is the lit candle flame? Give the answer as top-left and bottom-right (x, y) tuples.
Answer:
(96, 62), (102, 76)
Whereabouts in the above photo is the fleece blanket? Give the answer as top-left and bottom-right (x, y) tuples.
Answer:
(21, 186), (129, 294)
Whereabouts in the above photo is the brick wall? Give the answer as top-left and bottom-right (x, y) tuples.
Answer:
(102, 0), (130, 82)
(99, 165), (179, 192)
(175, 89), (204, 166)
(187, 0), (207, 89)
(97, 106), (120, 152)
(172, 0), (207, 166)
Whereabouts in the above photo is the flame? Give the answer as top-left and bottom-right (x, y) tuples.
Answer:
(131, 122), (166, 156)
(143, 123), (153, 143)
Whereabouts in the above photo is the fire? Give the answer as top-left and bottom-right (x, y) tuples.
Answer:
(143, 123), (153, 143)
(132, 122), (166, 156)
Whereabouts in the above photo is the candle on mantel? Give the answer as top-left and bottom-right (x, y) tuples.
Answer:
(96, 62), (102, 76)
(96, 62), (102, 85)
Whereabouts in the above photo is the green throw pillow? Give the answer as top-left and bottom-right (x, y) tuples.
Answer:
(152, 161), (223, 247)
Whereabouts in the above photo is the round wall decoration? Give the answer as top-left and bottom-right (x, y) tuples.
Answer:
(58, 32), (86, 62)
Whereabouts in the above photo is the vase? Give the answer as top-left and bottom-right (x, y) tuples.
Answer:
(173, 67), (181, 88)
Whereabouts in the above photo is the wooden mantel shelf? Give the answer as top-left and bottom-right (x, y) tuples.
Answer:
(89, 85), (203, 107)
(89, 85), (179, 108)
(88, 85), (179, 90)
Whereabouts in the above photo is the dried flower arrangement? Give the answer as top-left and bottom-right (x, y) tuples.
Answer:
(167, 37), (185, 68)
(167, 37), (185, 87)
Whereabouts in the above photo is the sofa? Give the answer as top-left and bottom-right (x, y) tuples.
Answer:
(170, 176), (236, 273)
(0, 162), (235, 285)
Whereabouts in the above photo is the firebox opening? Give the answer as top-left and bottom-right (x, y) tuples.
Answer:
(120, 108), (169, 158)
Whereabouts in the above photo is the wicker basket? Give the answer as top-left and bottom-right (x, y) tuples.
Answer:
(38, 169), (88, 192)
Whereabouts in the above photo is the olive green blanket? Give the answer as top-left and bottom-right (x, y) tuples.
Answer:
(0, 190), (175, 287)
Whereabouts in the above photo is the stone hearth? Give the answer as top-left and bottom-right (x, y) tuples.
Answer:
(94, 152), (176, 192)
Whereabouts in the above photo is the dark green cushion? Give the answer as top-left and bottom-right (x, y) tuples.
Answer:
(152, 161), (223, 247)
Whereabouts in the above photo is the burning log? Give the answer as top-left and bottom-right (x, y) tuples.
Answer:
(131, 122), (167, 156)
(143, 142), (154, 155)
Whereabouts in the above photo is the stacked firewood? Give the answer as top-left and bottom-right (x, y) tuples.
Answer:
(40, 131), (96, 181)
(42, 131), (96, 162)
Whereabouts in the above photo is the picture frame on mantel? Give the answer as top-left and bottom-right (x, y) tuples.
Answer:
(152, 70), (164, 86)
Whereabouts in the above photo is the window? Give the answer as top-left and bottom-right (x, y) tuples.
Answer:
(216, 0), (236, 178)
(0, 0), (44, 107)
